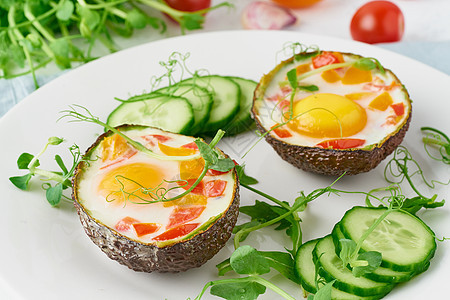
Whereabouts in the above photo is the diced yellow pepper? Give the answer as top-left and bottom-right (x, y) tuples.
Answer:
(321, 70), (341, 83)
(341, 67), (373, 85)
(345, 92), (374, 101)
(369, 92), (393, 111)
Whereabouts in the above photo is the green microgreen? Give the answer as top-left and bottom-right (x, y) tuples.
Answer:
(0, 0), (232, 86)
(9, 137), (83, 207)
(421, 126), (450, 164)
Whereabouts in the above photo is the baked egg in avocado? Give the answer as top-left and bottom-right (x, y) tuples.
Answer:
(252, 51), (412, 175)
(72, 126), (239, 272)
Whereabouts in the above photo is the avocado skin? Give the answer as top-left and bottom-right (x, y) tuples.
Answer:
(254, 112), (411, 176)
(73, 182), (239, 273)
(72, 125), (240, 273)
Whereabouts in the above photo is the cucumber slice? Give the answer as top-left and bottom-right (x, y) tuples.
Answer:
(155, 84), (213, 135)
(180, 75), (240, 134)
(313, 235), (394, 297)
(220, 77), (257, 136)
(339, 206), (436, 272)
(331, 223), (415, 283)
(107, 94), (194, 134)
(295, 239), (385, 300)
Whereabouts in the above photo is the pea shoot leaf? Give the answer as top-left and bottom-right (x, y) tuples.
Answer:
(230, 245), (270, 275)
(239, 200), (291, 231)
(210, 280), (266, 300)
(9, 174), (32, 191)
(180, 14), (204, 30)
(126, 9), (147, 29)
(352, 251), (382, 277)
(195, 139), (218, 165)
(353, 58), (377, 71)
(299, 84), (319, 92)
(339, 238), (357, 267)
(56, 0), (74, 21)
(17, 152), (35, 169)
(210, 157), (235, 172)
(286, 68), (298, 89)
(46, 183), (63, 207)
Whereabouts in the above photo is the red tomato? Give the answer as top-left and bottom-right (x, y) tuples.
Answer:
(132, 223), (161, 237)
(204, 180), (227, 197)
(271, 0), (322, 8)
(164, 0), (211, 12)
(167, 206), (205, 229)
(153, 223), (200, 241)
(350, 1), (405, 44)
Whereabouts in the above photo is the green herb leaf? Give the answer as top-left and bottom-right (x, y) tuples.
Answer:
(235, 165), (258, 185)
(312, 280), (335, 300)
(353, 58), (377, 71)
(49, 39), (71, 68)
(195, 139), (218, 165)
(239, 200), (291, 231)
(339, 238), (357, 267)
(126, 9), (147, 29)
(56, 0), (74, 21)
(46, 183), (63, 207)
(210, 280), (266, 300)
(259, 251), (300, 284)
(230, 246), (270, 275)
(352, 251), (382, 277)
(9, 174), (33, 190)
(55, 154), (68, 175)
(299, 84), (319, 92)
(232, 220), (261, 242)
(210, 157), (235, 172)
(17, 153), (35, 169)
(286, 68), (298, 89)
(179, 13), (204, 30)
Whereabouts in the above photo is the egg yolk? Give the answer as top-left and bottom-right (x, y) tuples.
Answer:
(288, 93), (367, 138)
(98, 162), (165, 205)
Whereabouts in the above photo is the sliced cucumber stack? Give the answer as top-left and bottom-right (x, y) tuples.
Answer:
(180, 75), (241, 134)
(107, 93), (194, 135)
(295, 206), (437, 300)
(339, 207), (436, 273)
(107, 75), (257, 137)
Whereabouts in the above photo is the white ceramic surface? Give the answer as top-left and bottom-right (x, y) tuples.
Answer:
(0, 30), (448, 300)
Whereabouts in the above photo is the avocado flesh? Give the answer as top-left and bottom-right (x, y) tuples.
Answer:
(251, 52), (412, 176)
(72, 125), (240, 273)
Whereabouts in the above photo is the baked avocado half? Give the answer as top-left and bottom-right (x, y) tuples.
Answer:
(72, 126), (239, 272)
(252, 51), (412, 175)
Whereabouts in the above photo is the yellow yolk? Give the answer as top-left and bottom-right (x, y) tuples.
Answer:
(288, 93), (367, 138)
(98, 162), (165, 204)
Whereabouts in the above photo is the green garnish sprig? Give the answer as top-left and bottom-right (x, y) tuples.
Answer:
(106, 129), (235, 205)
(421, 126), (450, 164)
(0, 0), (232, 88)
(9, 137), (83, 206)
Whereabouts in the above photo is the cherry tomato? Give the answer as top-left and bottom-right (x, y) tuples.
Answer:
(164, 0), (211, 12)
(271, 0), (322, 8)
(350, 1), (405, 44)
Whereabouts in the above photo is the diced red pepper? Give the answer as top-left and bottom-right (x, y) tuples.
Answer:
(167, 206), (205, 229)
(271, 124), (292, 138)
(179, 178), (204, 194)
(312, 52), (343, 69)
(390, 103), (405, 116)
(153, 223), (200, 241)
(317, 138), (366, 149)
(132, 223), (161, 237)
(204, 180), (227, 197)
(115, 216), (140, 232)
(142, 134), (171, 147)
(181, 142), (199, 150)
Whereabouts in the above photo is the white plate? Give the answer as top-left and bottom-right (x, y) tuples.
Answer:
(0, 30), (449, 300)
